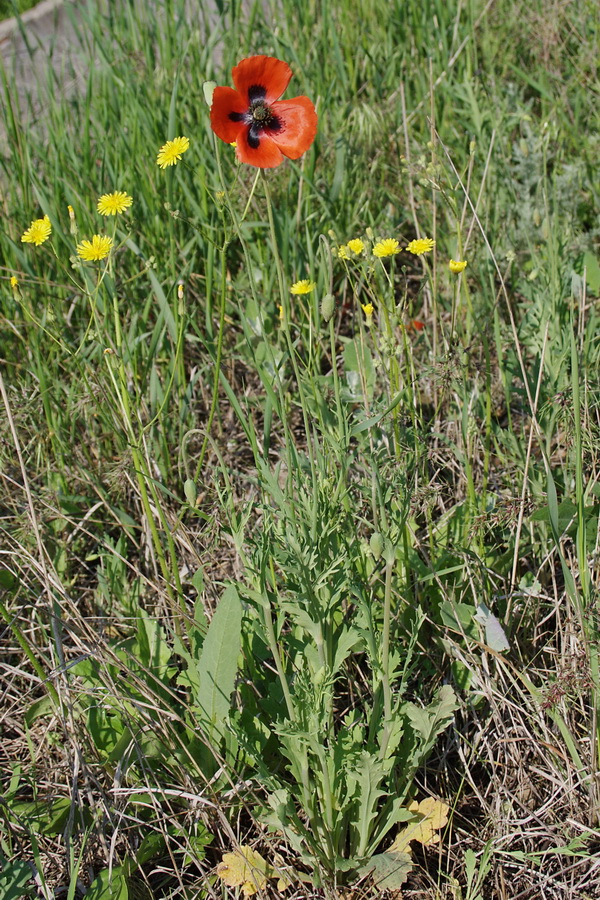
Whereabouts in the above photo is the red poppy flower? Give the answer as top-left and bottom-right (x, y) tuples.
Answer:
(210, 56), (317, 169)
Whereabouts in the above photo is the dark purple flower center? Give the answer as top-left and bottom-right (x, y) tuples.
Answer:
(228, 83), (283, 149)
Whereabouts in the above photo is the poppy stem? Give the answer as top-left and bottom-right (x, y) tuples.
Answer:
(260, 170), (319, 526)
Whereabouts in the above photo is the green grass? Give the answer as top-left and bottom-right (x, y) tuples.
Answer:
(0, 0), (38, 20)
(1, 0), (599, 897)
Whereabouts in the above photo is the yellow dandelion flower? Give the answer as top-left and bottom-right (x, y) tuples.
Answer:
(373, 238), (400, 258)
(10, 276), (19, 288)
(290, 279), (316, 295)
(67, 204), (75, 219)
(347, 238), (365, 255)
(21, 215), (52, 246)
(406, 237), (435, 255)
(156, 136), (190, 168)
(230, 141), (237, 149)
(449, 259), (467, 273)
(278, 304), (284, 320)
(97, 191), (133, 216)
(76, 234), (113, 262)
(337, 245), (350, 259)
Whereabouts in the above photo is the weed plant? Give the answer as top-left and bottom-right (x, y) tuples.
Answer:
(1, 0), (599, 897)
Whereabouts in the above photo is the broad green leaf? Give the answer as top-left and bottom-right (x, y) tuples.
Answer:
(11, 796), (91, 836)
(440, 599), (478, 640)
(195, 584), (242, 736)
(531, 498), (577, 530)
(0, 858), (36, 899)
(88, 705), (124, 756)
(359, 850), (413, 890)
(106, 727), (135, 764)
(582, 251), (600, 296)
(85, 868), (129, 900)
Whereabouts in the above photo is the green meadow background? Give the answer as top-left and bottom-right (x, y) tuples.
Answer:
(0, 1), (38, 18)
(1, 0), (599, 897)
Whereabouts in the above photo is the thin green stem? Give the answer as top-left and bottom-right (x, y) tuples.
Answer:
(194, 237), (229, 482)
(379, 547), (395, 761)
(260, 170), (319, 530)
(0, 600), (59, 704)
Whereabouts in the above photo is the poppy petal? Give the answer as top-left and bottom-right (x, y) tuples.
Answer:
(268, 97), (318, 160)
(232, 55), (292, 105)
(236, 128), (284, 169)
(210, 86), (247, 144)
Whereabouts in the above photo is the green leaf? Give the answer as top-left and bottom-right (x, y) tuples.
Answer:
(332, 627), (362, 674)
(135, 832), (166, 867)
(579, 251), (600, 296)
(191, 568), (205, 597)
(531, 498), (577, 530)
(134, 609), (172, 672)
(349, 393), (403, 436)
(0, 858), (36, 899)
(24, 694), (54, 727)
(404, 685), (457, 762)
(358, 850), (413, 890)
(440, 600), (478, 639)
(343, 339), (374, 400)
(85, 868), (129, 900)
(88, 705), (125, 756)
(346, 752), (388, 856)
(0, 569), (17, 591)
(195, 584), (242, 737)
(10, 796), (91, 835)
(106, 727), (135, 764)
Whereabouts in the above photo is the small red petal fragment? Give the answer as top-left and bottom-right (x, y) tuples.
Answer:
(210, 86), (246, 144)
(232, 55), (292, 105)
(269, 97), (318, 160)
(236, 129), (284, 169)
(411, 319), (425, 331)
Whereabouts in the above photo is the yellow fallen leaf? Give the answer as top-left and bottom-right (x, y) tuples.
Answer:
(216, 845), (269, 896)
(389, 797), (450, 854)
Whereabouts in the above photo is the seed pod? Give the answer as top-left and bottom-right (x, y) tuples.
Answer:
(184, 478), (197, 506)
(370, 532), (384, 560)
(321, 293), (335, 322)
